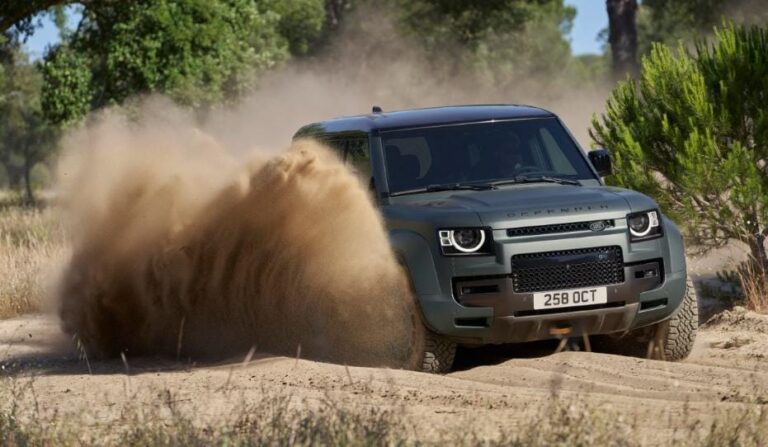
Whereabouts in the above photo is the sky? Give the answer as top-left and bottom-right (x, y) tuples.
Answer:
(22, 20), (59, 60)
(565, 0), (609, 55)
(22, 5), (80, 60)
(22, 1), (608, 59)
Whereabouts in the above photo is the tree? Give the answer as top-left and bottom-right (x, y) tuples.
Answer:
(0, 0), (76, 34)
(606, 0), (638, 79)
(637, 0), (768, 57)
(270, 0), (326, 55)
(0, 47), (56, 203)
(299, 0), (353, 53)
(396, 0), (579, 85)
(399, 1), (546, 49)
(591, 24), (768, 282)
(41, 0), (328, 124)
(324, 0), (352, 32)
(40, 45), (91, 125)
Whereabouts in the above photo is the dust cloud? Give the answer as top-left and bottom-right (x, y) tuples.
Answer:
(206, 6), (609, 150)
(55, 100), (423, 367)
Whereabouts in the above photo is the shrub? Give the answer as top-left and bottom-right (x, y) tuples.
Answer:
(592, 23), (768, 311)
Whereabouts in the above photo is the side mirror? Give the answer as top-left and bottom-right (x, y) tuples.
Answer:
(588, 149), (612, 177)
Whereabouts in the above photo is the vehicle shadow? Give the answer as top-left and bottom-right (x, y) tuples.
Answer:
(1, 325), (611, 377)
(0, 335), (280, 378)
(0, 350), (202, 377)
(452, 339), (563, 372)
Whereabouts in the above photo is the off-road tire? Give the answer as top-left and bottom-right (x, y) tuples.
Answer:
(657, 278), (699, 361)
(420, 330), (457, 374)
(595, 278), (698, 360)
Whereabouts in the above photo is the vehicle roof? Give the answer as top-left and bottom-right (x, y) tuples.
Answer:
(294, 104), (556, 136)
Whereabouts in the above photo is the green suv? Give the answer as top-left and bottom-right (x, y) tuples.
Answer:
(294, 105), (698, 373)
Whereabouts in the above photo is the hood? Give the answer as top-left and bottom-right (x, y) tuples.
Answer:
(388, 184), (657, 229)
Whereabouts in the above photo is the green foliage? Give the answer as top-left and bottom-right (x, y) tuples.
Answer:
(572, 53), (611, 82)
(270, 0), (326, 55)
(477, 1), (577, 83)
(41, 0), (297, 124)
(0, 47), (57, 202)
(592, 24), (768, 256)
(637, 0), (768, 56)
(637, 0), (720, 56)
(399, 0), (548, 48)
(396, 0), (594, 85)
(40, 46), (91, 125)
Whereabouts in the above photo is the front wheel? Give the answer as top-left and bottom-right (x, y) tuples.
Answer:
(399, 271), (457, 373)
(655, 278), (699, 360)
(595, 278), (699, 361)
(417, 328), (457, 373)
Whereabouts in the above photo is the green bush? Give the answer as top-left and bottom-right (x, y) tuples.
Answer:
(592, 23), (768, 284)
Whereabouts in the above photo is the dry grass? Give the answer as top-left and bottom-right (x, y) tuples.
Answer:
(0, 380), (766, 446)
(736, 261), (768, 314)
(0, 380), (409, 446)
(0, 203), (65, 319)
(1, 392), (406, 446)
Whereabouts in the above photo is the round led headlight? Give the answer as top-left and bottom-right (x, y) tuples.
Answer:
(449, 229), (486, 253)
(628, 213), (651, 236)
(628, 210), (660, 238)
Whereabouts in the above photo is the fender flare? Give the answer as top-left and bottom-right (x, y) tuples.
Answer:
(389, 229), (442, 297)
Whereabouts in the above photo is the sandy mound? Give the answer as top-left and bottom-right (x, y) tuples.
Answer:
(703, 306), (768, 334)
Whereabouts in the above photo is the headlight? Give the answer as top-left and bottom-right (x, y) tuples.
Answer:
(627, 210), (662, 241)
(438, 228), (493, 255)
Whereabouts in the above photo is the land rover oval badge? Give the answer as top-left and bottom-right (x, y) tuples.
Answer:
(589, 220), (607, 232)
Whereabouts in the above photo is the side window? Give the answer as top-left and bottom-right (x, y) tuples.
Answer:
(322, 136), (372, 181)
(324, 138), (347, 155)
(344, 137), (372, 180)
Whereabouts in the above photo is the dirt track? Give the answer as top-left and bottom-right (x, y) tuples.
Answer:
(1, 309), (766, 444)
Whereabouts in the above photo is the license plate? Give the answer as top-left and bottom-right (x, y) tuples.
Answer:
(533, 287), (607, 310)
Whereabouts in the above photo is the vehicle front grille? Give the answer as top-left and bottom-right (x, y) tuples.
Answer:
(511, 246), (624, 293)
(507, 220), (614, 237)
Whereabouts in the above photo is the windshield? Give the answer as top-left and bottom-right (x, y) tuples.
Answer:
(381, 117), (596, 194)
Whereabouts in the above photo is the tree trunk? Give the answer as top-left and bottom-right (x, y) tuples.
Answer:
(3, 162), (23, 191)
(22, 156), (35, 205)
(324, 0), (345, 31)
(606, 0), (639, 80)
(748, 233), (768, 273)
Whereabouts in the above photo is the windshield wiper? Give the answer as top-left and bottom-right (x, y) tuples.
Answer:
(390, 182), (494, 196)
(489, 175), (582, 187)
(425, 183), (495, 192)
(390, 176), (580, 196)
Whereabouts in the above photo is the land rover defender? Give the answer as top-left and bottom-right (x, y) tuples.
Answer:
(293, 105), (698, 373)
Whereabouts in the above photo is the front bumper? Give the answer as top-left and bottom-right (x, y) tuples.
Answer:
(454, 261), (683, 344)
(412, 218), (688, 345)
(420, 268), (686, 345)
